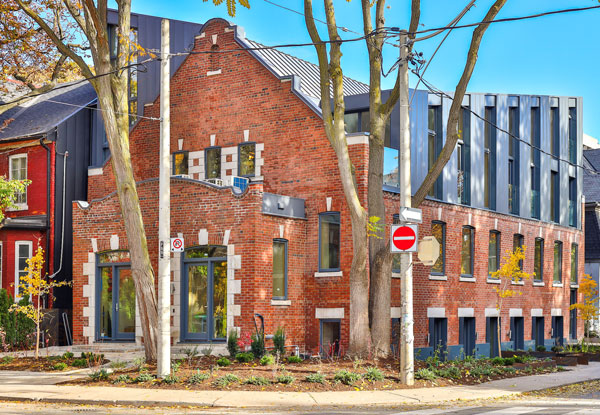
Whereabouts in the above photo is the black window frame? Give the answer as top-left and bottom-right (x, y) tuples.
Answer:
(530, 106), (541, 219)
(484, 106), (497, 210)
(488, 230), (501, 277)
(460, 226), (475, 277)
(428, 105), (443, 200)
(550, 170), (560, 223)
(431, 221), (446, 276)
(272, 238), (288, 300)
(551, 106), (560, 157)
(513, 234), (524, 271)
(318, 212), (341, 272)
(238, 142), (256, 178)
(569, 177), (577, 227)
(457, 108), (471, 205)
(569, 107), (577, 165)
(534, 237), (544, 283)
(172, 150), (189, 176)
(508, 105), (520, 215)
(571, 243), (578, 285)
(554, 241), (563, 283)
(205, 146), (222, 180)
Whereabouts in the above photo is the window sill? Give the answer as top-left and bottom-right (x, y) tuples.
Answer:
(570, 284), (579, 289)
(533, 281), (545, 287)
(511, 281), (525, 286)
(487, 278), (501, 284)
(271, 299), (291, 306)
(553, 282), (564, 287)
(7, 204), (28, 212)
(314, 271), (343, 278)
(392, 272), (401, 279)
(459, 276), (476, 283)
(429, 275), (447, 281)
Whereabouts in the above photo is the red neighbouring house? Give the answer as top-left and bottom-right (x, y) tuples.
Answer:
(71, 15), (585, 358)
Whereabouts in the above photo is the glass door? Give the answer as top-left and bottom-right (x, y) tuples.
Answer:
(97, 264), (135, 341)
(186, 263), (209, 341)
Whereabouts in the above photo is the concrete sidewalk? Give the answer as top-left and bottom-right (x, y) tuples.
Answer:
(0, 363), (599, 408)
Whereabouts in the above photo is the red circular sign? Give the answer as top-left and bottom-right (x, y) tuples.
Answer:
(173, 238), (183, 249)
(392, 226), (416, 251)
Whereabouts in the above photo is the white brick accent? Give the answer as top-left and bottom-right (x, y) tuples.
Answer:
(485, 308), (499, 317)
(87, 252), (95, 263)
(198, 229), (208, 245)
(90, 238), (98, 253)
(82, 307), (92, 318)
(346, 133), (369, 145)
(232, 255), (242, 270)
(427, 307), (445, 318)
(82, 284), (91, 298)
(82, 262), (94, 276)
(223, 229), (231, 245)
(509, 308), (523, 317)
(315, 308), (344, 319)
(231, 304), (241, 316)
(551, 308), (563, 316)
(391, 307), (402, 318)
(88, 167), (103, 176)
(110, 234), (119, 250)
(531, 308), (543, 317)
(458, 308), (474, 317)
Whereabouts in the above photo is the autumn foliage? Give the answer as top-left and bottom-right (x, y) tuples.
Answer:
(569, 273), (599, 340)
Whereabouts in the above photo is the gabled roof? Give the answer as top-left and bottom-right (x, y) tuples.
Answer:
(0, 81), (97, 142)
(583, 149), (600, 203)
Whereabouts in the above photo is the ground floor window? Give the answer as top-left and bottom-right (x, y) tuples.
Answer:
(320, 319), (341, 358)
(14, 241), (32, 298)
(429, 317), (447, 360)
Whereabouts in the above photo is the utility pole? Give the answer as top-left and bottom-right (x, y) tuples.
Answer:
(157, 18), (171, 378)
(398, 31), (414, 386)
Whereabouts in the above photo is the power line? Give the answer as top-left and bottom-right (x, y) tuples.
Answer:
(44, 98), (161, 121)
(412, 70), (599, 176)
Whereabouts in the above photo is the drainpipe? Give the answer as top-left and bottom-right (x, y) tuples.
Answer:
(40, 136), (52, 308)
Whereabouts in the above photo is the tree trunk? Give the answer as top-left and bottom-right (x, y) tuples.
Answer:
(348, 208), (370, 357)
(35, 295), (40, 359)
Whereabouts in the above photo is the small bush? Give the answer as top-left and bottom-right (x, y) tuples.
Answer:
(227, 330), (240, 357)
(188, 371), (210, 384)
(171, 360), (182, 372)
(491, 356), (504, 365)
(276, 373), (295, 384)
(512, 355), (525, 364)
(1, 355), (15, 364)
(133, 357), (146, 371)
(61, 351), (74, 360)
(244, 376), (271, 386)
(89, 369), (109, 381)
(250, 333), (265, 358)
(470, 365), (493, 378)
(287, 355), (302, 364)
(109, 360), (127, 369)
(305, 372), (326, 384)
(113, 374), (131, 384)
(435, 366), (461, 379)
(134, 372), (155, 383)
(71, 358), (87, 368)
(217, 357), (231, 367)
(52, 362), (67, 371)
(272, 327), (285, 357)
(260, 354), (275, 366)
(333, 369), (361, 385)
(162, 374), (180, 384)
(363, 366), (384, 382)
(235, 352), (254, 363)
(536, 345), (546, 352)
(503, 357), (515, 366)
(502, 366), (517, 374)
(213, 374), (240, 387)
(415, 368), (437, 381)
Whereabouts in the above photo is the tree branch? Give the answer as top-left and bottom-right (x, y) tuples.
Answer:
(412, 0), (507, 207)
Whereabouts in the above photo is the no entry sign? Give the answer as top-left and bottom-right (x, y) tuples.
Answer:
(390, 224), (418, 253)
(170, 237), (184, 253)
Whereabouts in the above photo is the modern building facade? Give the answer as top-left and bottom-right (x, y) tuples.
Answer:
(583, 148), (600, 334)
(70, 15), (585, 357)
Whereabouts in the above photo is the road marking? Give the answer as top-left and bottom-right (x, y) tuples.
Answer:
(474, 406), (550, 414)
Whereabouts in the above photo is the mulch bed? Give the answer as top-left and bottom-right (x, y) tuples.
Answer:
(0, 354), (108, 372)
(60, 355), (562, 392)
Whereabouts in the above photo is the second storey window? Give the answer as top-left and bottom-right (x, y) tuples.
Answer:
(551, 171), (559, 223)
(239, 143), (256, 177)
(554, 241), (563, 284)
(9, 154), (27, 206)
(550, 106), (559, 157)
(513, 234), (524, 270)
(319, 212), (340, 271)
(457, 108), (471, 205)
(571, 243), (578, 285)
(15, 241), (32, 298)
(172, 151), (189, 175)
(484, 106), (496, 210)
(508, 105), (519, 215)
(569, 107), (577, 165)
(569, 177), (577, 227)
(205, 147), (221, 179)
(534, 238), (544, 282)
(428, 105), (443, 200)
(431, 221), (446, 275)
(531, 106), (541, 219)
(273, 239), (288, 299)
(461, 226), (474, 277)
(488, 231), (500, 276)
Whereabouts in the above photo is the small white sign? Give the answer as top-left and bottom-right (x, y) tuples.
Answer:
(170, 237), (184, 252)
(399, 207), (422, 224)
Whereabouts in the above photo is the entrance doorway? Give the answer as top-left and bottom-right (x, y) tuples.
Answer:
(320, 319), (341, 358)
(181, 246), (228, 342)
(96, 251), (135, 341)
(429, 318), (447, 360)
(487, 317), (500, 357)
(552, 316), (564, 347)
(532, 316), (545, 349)
(459, 317), (476, 357)
(570, 289), (578, 339)
(511, 316), (525, 350)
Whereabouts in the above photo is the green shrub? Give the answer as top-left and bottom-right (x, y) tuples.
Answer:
(250, 333), (265, 358)
(71, 358), (87, 368)
(109, 360), (127, 369)
(363, 366), (384, 382)
(89, 369), (109, 381)
(52, 362), (67, 371)
(162, 374), (180, 384)
(260, 354), (275, 366)
(61, 351), (74, 360)
(0, 290), (35, 349)
(415, 368), (437, 381)
(491, 356), (504, 365)
(512, 355), (525, 364)
(227, 330), (240, 357)
(213, 374), (240, 387)
(1, 355), (15, 364)
(276, 373), (295, 384)
(133, 357), (146, 370)
(333, 369), (361, 385)
(113, 374), (131, 384)
(503, 357), (515, 366)
(188, 371), (210, 384)
(235, 352), (254, 363)
(435, 366), (461, 379)
(536, 345), (546, 352)
(244, 376), (270, 386)
(134, 372), (155, 383)
(287, 355), (302, 364)
(171, 360), (182, 372)
(305, 372), (325, 384)
(217, 357), (231, 367)
(502, 366), (517, 374)
(470, 365), (493, 377)
(272, 327), (285, 357)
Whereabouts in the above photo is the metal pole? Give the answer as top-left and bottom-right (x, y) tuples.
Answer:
(399, 31), (414, 385)
(157, 18), (171, 378)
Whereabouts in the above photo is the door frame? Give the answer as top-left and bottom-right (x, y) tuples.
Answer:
(180, 250), (227, 342)
(95, 259), (134, 342)
(552, 316), (564, 346)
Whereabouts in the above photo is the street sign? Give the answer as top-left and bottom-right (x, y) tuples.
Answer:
(391, 224), (418, 252)
(170, 237), (184, 252)
(418, 236), (440, 266)
(399, 207), (422, 224)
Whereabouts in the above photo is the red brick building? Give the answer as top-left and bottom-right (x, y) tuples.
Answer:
(71, 16), (584, 358)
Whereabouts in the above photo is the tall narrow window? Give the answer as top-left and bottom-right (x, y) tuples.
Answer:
(534, 238), (544, 283)
(238, 143), (256, 177)
(531, 106), (541, 219)
(14, 241), (32, 298)
(172, 151), (189, 176)
(569, 177), (577, 227)
(428, 106), (443, 199)
(205, 147), (221, 180)
(571, 244), (578, 285)
(9, 154), (27, 206)
(550, 106), (559, 157)
(488, 231), (500, 277)
(431, 221), (446, 275)
(513, 234), (524, 271)
(461, 226), (474, 277)
(554, 241), (563, 284)
(273, 239), (288, 299)
(457, 108), (471, 205)
(508, 105), (519, 215)
(319, 213), (340, 271)
(484, 107), (496, 209)
(550, 171), (559, 223)
(569, 107), (577, 165)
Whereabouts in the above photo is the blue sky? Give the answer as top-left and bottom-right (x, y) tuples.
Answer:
(123, 0), (600, 141)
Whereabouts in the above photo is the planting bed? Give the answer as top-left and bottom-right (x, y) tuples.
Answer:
(0, 352), (108, 372)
